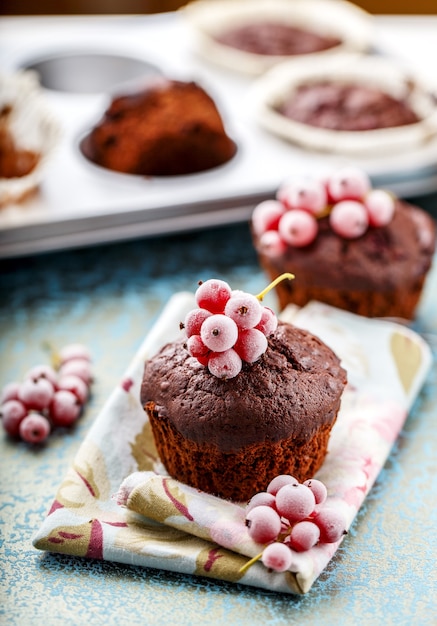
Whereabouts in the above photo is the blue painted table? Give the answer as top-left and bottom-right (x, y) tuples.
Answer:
(1, 189), (436, 625)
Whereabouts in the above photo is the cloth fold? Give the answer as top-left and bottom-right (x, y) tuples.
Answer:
(33, 293), (432, 594)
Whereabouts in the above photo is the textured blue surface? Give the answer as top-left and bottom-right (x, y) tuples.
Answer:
(1, 194), (436, 625)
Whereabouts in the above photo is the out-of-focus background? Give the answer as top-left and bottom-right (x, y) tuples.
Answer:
(1, 0), (436, 14)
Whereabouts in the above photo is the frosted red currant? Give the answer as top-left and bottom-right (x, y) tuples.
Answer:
(289, 521), (320, 552)
(58, 358), (93, 385)
(50, 389), (81, 426)
(278, 210), (318, 247)
(275, 483), (316, 522)
(328, 167), (371, 201)
(0, 381), (20, 404)
(59, 343), (91, 363)
(246, 491), (277, 514)
(186, 334), (210, 359)
(252, 200), (285, 236)
(278, 178), (327, 216)
(0, 399), (28, 437)
(245, 505), (282, 544)
(183, 308), (212, 338)
(195, 279), (232, 314)
(303, 479), (327, 505)
(234, 328), (268, 363)
(329, 200), (369, 239)
(57, 374), (89, 404)
(267, 474), (299, 496)
(313, 507), (347, 543)
(224, 291), (263, 330)
(258, 230), (287, 257)
(207, 349), (242, 379)
(24, 364), (58, 387)
(261, 542), (294, 572)
(19, 412), (51, 444)
(255, 307), (278, 336)
(18, 377), (55, 411)
(200, 314), (239, 352)
(364, 189), (395, 227)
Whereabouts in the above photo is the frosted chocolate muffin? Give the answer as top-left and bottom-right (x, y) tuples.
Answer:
(141, 278), (347, 502)
(81, 78), (237, 176)
(251, 167), (436, 318)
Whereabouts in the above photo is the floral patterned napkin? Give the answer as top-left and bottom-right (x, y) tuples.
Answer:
(33, 293), (432, 594)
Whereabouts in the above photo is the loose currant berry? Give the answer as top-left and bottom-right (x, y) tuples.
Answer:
(50, 390), (81, 427)
(278, 210), (318, 247)
(224, 292), (263, 330)
(57, 374), (89, 404)
(252, 200), (285, 236)
(303, 479), (328, 505)
(207, 349), (242, 379)
(329, 200), (369, 239)
(364, 189), (395, 227)
(278, 178), (327, 216)
(19, 413), (51, 444)
(183, 308), (212, 338)
(200, 314), (239, 352)
(58, 358), (93, 385)
(275, 483), (316, 522)
(0, 399), (28, 437)
(289, 521), (320, 551)
(195, 279), (232, 314)
(267, 474), (299, 496)
(246, 491), (277, 514)
(234, 328), (268, 363)
(18, 377), (55, 411)
(255, 307), (278, 336)
(328, 167), (371, 201)
(261, 542), (294, 572)
(258, 230), (287, 257)
(245, 505), (282, 544)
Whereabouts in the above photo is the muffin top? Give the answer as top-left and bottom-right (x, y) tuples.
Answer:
(141, 321), (347, 452)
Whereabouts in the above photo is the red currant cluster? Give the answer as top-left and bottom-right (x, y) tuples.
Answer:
(0, 343), (92, 444)
(252, 166), (396, 255)
(243, 474), (347, 573)
(182, 276), (293, 379)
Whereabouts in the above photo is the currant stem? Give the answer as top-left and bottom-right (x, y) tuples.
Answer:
(255, 273), (295, 301)
(238, 551), (264, 575)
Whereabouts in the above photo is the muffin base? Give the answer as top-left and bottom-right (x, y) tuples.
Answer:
(145, 401), (337, 502)
(261, 261), (427, 319)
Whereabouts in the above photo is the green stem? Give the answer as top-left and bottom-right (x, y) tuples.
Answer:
(255, 273), (295, 301)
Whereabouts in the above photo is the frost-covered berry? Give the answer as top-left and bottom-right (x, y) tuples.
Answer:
(0, 381), (20, 404)
(252, 200), (285, 236)
(255, 307), (278, 336)
(59, 343), (91, 364)
(261, 542), (294, 572)
(278, 177), (327, 216)
(267, 474), (299, 496)
(303, 479), (328, 505)
(207, 349), (242, 379)
(234, 328), (268, 363)
(364, 189), (395, 227)
(275, 483), (316, 522)
(0, 399), (28, 437)
(50, 390), (81, 426)
(183, 308), (212, 338)
(329, 200), (369, 239)
(57, 374), (89, 404)
(224, 291), (263, 330)
(246, 491), (277, 514)
(245, 505), (282, 544)
(289, 521), (320, 551)
(258, 230), (288, 257)
(19, 412), (50, 444)
(278, 210), (318, 247)
(313, 507), (347, 543)
(195, 279), (232, 314)
(186, 335), (210, 360)
(200, 314), (239, 352)
(18, 377), (55, 411)
(328, 167), (371, 201)
(58, 359), (92, 385)
(24, 364), (58, 387)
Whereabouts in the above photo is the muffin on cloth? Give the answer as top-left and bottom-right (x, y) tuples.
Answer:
(81, 77), (237, 176)
(141, 278), (347, 502)
(250, 167), (436, 319)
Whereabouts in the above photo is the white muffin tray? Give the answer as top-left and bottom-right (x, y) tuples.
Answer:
(1, 13), (437, 258)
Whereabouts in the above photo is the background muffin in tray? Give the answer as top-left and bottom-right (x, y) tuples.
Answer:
(0, 71), (60, 207)
(182, 0), (374, 75)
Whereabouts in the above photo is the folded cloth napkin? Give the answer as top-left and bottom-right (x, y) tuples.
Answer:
(33, 293), (432, 594)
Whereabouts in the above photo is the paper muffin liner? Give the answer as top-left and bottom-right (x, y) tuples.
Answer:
(249, 52), (437, 156)
(182, 0), (374, 76)
(0, 71), (61, 207)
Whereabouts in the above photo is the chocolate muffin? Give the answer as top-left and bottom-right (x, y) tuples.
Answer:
(81, 78), (237, 176)
(141, 321), (347, 502)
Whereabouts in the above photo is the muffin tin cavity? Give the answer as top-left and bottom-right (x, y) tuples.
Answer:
(20, 51), (162, 94)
